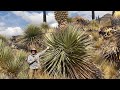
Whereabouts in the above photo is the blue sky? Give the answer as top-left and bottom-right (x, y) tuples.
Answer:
(0, 11), (112, 37)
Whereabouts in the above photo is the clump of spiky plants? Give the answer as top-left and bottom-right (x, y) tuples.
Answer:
(34, 70), (68, 79)
(42, 25), (103, 79)
(100, 37), (120, 68)
(92, 43), (118, 79)
(112, 30), (120, 69)
(17, 61), (29, 79)
(0, 34), (7, 43)
(40, 23), (50, 33)
(91, 51), (103, 70)
(86, 30), (103, 49)
(100, 27), (114, 40)
(89, 31), (100, 41)
(21, 25), (44, 51)
(100, 62), (118, 79)
(88, 20), (100, 31)
(114, 30), (120, 52)
(96, 31), (120, 79)
(94, 37), (104, 49)
(0, 40), (28, 78)
(67, 17), (73, 24)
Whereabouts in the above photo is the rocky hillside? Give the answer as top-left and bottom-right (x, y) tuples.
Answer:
(71, 16), (90, 26)
(98, 14), (112, 27)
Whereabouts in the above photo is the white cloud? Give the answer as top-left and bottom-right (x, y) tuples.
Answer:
(50, 23), (58, 28)
(12, 11), (112, 27)
(69, 11), (91, 20)
(0, 22), (6, 31)
(0, 11), (59, 38)
(0, 26), (24, 37)
(0, 11), (113, 37)
(11, 11), (58, 27)
(0, 22), (5, 26)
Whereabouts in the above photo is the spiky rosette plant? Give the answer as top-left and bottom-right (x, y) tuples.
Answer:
(40, 23), (50, 33)
(21, 25), (44, 50)
(42, 25), (103, 79)
(54, 11), (68, 29)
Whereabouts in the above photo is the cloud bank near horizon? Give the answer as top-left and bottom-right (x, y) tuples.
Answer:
(0, 11), (112, 37)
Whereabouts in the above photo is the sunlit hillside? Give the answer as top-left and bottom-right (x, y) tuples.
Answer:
(0, 11), (120, 79)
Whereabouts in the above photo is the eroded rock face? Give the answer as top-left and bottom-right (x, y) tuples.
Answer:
(100, 14), (112, 21)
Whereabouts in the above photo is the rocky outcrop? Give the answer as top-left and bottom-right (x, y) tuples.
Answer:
(98, 14), (112, 27)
